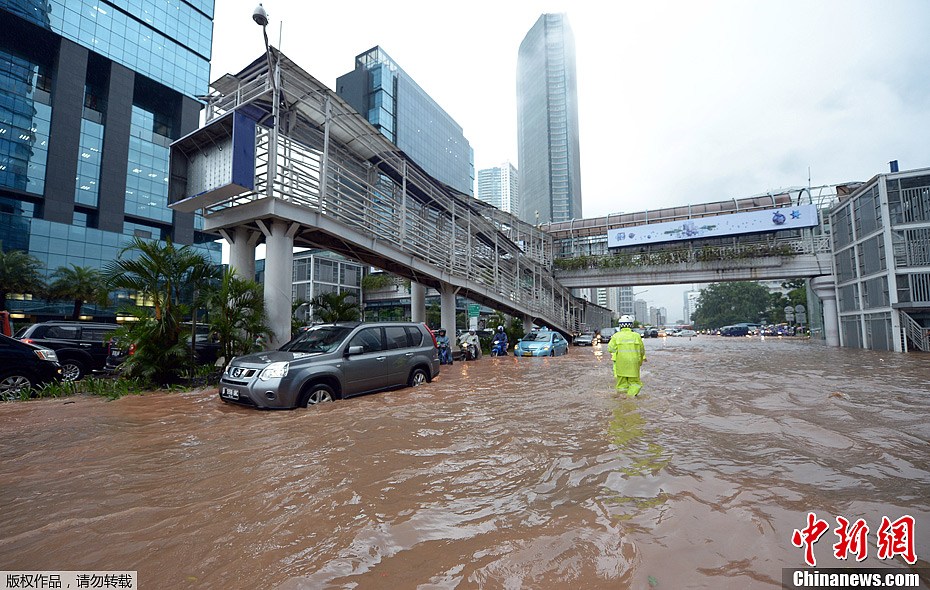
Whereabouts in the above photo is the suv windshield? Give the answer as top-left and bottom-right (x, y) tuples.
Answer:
(281, 325), (353, 353)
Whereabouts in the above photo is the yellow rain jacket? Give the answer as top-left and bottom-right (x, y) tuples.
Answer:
(607, 327), (646, 378)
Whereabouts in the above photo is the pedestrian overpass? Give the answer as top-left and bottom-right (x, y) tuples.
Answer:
(170, 50), (579, 347)
(169, 49), (842, 347)
(546, 187), (840, 287)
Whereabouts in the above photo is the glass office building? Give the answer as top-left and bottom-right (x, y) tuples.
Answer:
(0, 0), (218, 320)
(336, 46), (475, 197)
(517, 13), (583, 225)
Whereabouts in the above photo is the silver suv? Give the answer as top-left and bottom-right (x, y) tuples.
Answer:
(219, 321), (440, 409)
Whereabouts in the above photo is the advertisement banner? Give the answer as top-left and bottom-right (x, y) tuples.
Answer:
(606, 204), (819, 248)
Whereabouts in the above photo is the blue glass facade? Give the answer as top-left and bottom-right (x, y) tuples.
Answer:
(75, 119), (103, 206)
(337, 47), (474, 197)
(125, 106), (171, 223)
(0, 1), (218, 321)
(2, 0), (214, 98)
(0, 49), (51, 195)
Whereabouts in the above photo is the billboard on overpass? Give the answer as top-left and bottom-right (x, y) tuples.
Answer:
(606, 204), (819, 248)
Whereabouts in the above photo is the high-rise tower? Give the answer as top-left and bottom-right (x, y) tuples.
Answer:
(476, 162), (519, 215)
(516, 13), (582, 225)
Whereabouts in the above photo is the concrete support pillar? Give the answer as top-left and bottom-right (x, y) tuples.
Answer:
(439, 284), (457, 350)
(227, 227), (258, 282)
(523, 314), (534, 332)
(811, 276), (840, 347)
(260, 220), (297, 349)
(410, 282), (426, 324)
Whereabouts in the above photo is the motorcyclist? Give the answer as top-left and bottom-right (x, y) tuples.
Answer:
(491, 325), (508, 356)
(436, 328), (453, 365)
(460, 329), (481, 360)
(607, 314), (646, 397)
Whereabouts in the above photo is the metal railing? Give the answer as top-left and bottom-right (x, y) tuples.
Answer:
(899, 310), (929, 352)
(553, 232), (832, 271)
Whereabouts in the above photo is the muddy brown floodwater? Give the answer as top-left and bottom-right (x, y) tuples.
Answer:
(1, 336), (929, 589)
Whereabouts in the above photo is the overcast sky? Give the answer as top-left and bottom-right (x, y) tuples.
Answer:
(210, 0), (930, 319)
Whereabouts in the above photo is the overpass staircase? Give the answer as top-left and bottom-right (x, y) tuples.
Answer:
(900, 310), (930, 352)
(170, 49), (579, 333)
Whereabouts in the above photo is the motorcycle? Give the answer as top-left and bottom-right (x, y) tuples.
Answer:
(459, 336), (481, 361)
(490, 339), (508, 356)
(437, 340), (453, 365)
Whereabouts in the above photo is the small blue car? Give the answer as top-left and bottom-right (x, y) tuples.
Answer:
(514, 329), (569, 357)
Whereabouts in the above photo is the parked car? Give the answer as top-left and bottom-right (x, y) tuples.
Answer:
(104, 323), (221, 373)
(514, 329), (569, 357)
(0, 334), (62, 399)
(15, 321), (117, 381)
(218, 321), (440, 410)
(573, 333), (596, 346)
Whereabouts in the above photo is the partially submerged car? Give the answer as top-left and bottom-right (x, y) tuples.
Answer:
(514, 329), (569, 357)
(218, 321), (440, 409)
(573, 333), (597, 346)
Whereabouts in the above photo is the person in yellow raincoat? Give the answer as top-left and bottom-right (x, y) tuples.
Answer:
(607, 314), (646, 397)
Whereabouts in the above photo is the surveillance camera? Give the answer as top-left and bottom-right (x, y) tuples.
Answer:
(252, 3), (269, 26)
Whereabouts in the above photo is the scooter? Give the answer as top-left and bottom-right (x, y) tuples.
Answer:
(437, 340), (453, 365)
(490, 340), (508, 356)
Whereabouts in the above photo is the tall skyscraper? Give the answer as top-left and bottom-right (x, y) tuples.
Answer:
(0, 1), (218, 320)
(337, 46), (474, 196)
(684, 290), (701, 324)
(634, 299), (649, 324)
(516, 13), (582, 225)
(476, 162), (519, 215)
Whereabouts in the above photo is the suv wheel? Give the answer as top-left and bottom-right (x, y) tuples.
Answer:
(408, 367), (428, 387)
(60, 359), (85, 382)
(0, 373), (33, 400)
(301, 383), (335, 407)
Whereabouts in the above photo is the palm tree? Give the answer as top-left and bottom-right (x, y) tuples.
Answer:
(47, 264), (108, 320)
(0, 245), (45, 311)
(203, 268), (269, 366)
(310, 291), (362, 323)
(103, 237), (220, 384)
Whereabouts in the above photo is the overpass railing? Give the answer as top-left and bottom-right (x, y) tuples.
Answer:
(553, 233), (832, 271)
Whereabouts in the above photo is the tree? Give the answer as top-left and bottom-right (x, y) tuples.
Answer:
(204, 268), (268, 366)
(691, 281), (772, 329)
(310, 291), (362, 323)
(426, 303), (441, 329)
(103, 237), (220, 384)
(782, 278), (808, 309)
(47, 264), (108, 320)
(0, 245), (45, 311)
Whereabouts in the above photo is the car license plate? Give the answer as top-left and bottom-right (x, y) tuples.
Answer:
(220, 387), (239, 400)
(522, 352), (533, 357)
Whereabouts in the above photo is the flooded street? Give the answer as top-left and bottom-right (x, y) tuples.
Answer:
(1, 336), (929, 589)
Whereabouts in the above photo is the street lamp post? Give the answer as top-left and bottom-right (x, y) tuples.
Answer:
(253, 3), (279, 200)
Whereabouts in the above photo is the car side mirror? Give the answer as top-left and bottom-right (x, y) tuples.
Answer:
(346, 345), (364, 356)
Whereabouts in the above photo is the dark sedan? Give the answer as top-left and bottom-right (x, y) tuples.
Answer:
(0, 334), (63, 399)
